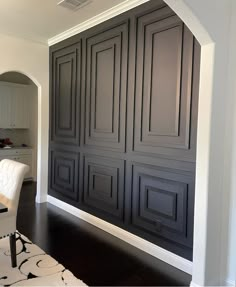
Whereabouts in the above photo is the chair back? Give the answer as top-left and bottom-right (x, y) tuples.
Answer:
(0, 159), (29, 214)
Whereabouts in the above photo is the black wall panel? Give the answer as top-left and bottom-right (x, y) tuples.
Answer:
(49, 0), (200, 260)
(50, 149), (79, 201)
(85, 22), (128, 151)
(134, 10), (195, 160)
(83, 155), (125, 221)
(131, 163), (194, 248)
(50, 41), (81, 145)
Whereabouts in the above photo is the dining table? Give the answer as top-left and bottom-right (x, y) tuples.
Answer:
(0, 202), (8, 213)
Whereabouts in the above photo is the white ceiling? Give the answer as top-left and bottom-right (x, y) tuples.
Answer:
(0, 0), (127, 44)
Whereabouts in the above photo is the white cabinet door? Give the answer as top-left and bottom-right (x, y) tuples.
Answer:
(11, 86), (30, 129)
(0, 85), (12, 128)
(0, 82), (30, 129)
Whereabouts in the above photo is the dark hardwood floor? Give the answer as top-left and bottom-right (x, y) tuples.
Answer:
(17, 182), (191, 286)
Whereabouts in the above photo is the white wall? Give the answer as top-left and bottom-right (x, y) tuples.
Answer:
(0, 34), (49, 202)
(28, 84), (38, 180)
(164, 0), (235, 285)
(184, 1), (235, 285)
(222, 0), (236, 284)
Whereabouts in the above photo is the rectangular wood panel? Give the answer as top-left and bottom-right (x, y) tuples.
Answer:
(57, 59), (73, 130)
(149, 25), (182, 136)
(131, 163), (194, 248)
(85, 22), (128, 151)
(134, 9), (195, 158)
(94, 45), (115, 133)
(83, 155), (125, 221)
(51, 41), (81, 145)
(50, 149), (79, 201)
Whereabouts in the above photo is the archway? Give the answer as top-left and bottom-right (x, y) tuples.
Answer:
(163, 1), (225, 286)
(0, 70), (45, 206)
(47, 0), (228, 284)
(45, 0), (230, 284)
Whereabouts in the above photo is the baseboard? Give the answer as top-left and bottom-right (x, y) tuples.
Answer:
(24, 177), (33, 182)
(190, 281), (200, 287)
(190, 278), (235, 286)
(47, 195), (193, 275)
(36, 194), (47, 203)
(224, 278), (235, 286)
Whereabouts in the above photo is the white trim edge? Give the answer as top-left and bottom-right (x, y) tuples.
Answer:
(190, 278), (236, 287)
(36, 194), (47, 203)
(224, 278), (236, 286)
(47, 195), (193, 275)
(48, 0), (150, 46)
(190, 281), (201, 287)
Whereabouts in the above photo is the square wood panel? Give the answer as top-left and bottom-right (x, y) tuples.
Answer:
(50, 150), (79, 201)
(134, 9), (194, 156)
(131, 163), (194, 248)
(51, 41), (81, 145)
(85, 22), (128, 151)
(83, 154), (125, 221)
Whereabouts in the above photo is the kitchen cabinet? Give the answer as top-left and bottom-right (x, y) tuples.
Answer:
(0, 82), (30, 129)
(0, 85), (12, 128)
(0, 148), (33, 180)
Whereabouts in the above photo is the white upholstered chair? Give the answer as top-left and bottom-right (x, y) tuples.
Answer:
(0, 159), (29, 267)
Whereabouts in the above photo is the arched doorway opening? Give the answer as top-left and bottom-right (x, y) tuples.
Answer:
(163, 1), (225, 286)
(0, 71), (42, 205)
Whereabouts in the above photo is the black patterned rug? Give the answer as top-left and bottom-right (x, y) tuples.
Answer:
(0, 232), (87, 286)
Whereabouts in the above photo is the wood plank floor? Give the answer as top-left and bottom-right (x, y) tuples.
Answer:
(17, 182), (191, 286)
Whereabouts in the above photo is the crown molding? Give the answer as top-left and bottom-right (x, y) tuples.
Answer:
(48, 0), (150, 46)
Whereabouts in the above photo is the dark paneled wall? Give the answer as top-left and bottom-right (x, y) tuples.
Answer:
(49, 0), (200, 260)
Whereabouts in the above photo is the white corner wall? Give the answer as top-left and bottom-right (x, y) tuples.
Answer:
(164, 0), (235, 285)
(28, 84), (38, 181)
(0, 34), (49, 203)
(222, 0), (236, 285)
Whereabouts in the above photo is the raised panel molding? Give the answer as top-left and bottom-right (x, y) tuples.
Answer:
(51, 41), (81, 145)
(145, 24), (183, 137)
(145, 187), (177, 220)
(49, 0), (200, 262)
(85, 22), (128, 151)
(131, 163), (194, 248)
(50, 150), (79, 201)
(83, 154), (125, 221)
(134, 10), (194, 156)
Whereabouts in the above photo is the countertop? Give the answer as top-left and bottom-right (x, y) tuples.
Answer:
(0, 146), (32, 150)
